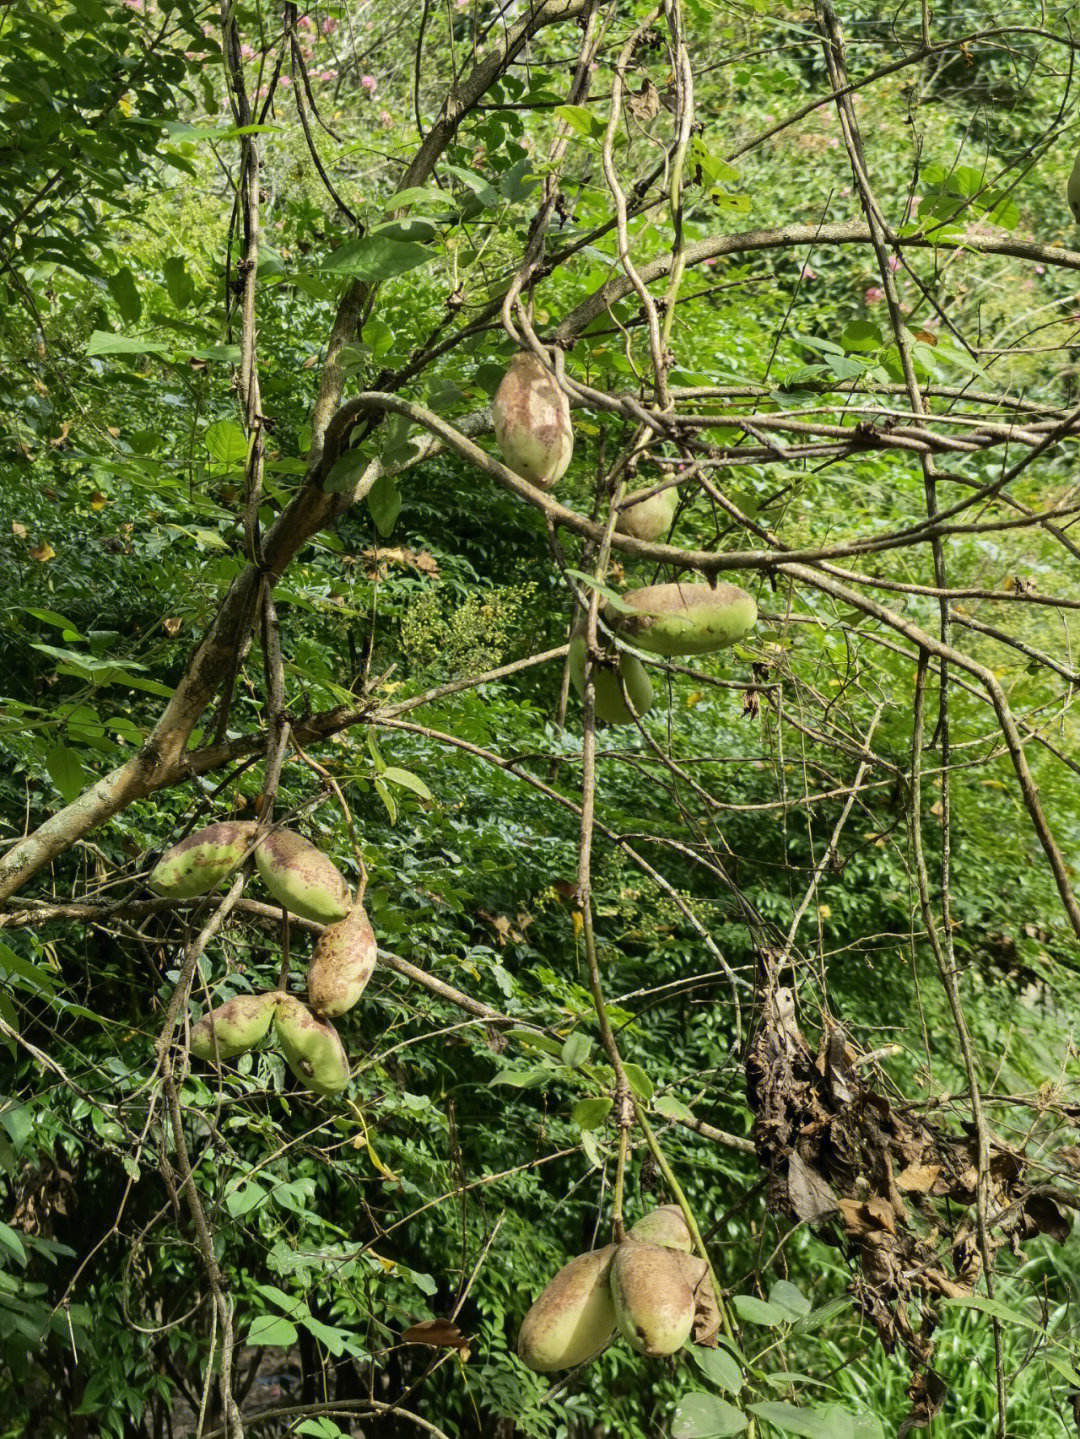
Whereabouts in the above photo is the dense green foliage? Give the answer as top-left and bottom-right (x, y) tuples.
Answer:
(4, 1), (1080, 1437)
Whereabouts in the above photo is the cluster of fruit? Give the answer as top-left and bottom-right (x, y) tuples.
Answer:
(492, 352), (758, 726)
(517, 1205), (720, 1372)
(150, 822), (375, 1093)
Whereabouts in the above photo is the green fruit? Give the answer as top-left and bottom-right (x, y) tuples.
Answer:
(150, 821), (257, 899)
(628, 1204), (693, 1253)
(615, 484), (678, 542)
(610, 1240), (694, 1357)
(190, 991), (282, 1062)
(1069, 151), (1080, 222)
(492, 352), (573, 489)
(517, 1246), (617, 1372)
(255, 830), (351, 924)
(274, 994), (351, 1094)
(307, 903), (377, 1017)
(609, 582), (757, 657)
(568, 633), (653, 726)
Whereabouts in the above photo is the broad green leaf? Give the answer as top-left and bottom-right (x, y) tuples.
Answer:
(323, 448), (368, 495)
(443, 162), (500, 208)
(45, 744), (90, 803)
(87, 331), (170, 357)
(564, 569), (635, 614)
(491, 1065), (551, 1089)
(654, 1094), (695, 1123)
(163, 256), (194, 310)
(374, 777), (397, 824)
(555, 104), (605, 139)
(732, 1294), (788, 1326)
(225, 1182), (267, 1218)
(768, 1280), (812, 1320)
(571, 1097), (612, 1129)
(623, 1063), (654, 1101)
(319, 235), (432, 279)
(747, 1401), (854, 1439)
(367, 473), (402, 536)
(690, 1343), (743, 1393)
(382, 767), (433, 802)
(106, 267), (141, 325)
(840, 320), (882, 352)
(0, 1223), (26, 1266)
(204, 420), (249, 465)
(673, 1392), (747, 1437)
(0, 942), (59, 996)
(792, 1296), (852, 1335)
(297, 1420), (347, 1438)
(943, 1293), (1044, 1331)
(246, 1314), (298, 1346)
(561, 1032), (592, 1068)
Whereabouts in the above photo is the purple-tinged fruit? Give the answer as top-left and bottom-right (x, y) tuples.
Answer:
(517, 1246), (617, 1372)
(190, 991), (282, 1062)
(255, 830), (351, 924)
(307, 903), (377, 1017)
(150, 821), (258, 899)
(492, 353), (573, 489)
(274, 994), (351, 1095)
(610, 1240), (694, 1357)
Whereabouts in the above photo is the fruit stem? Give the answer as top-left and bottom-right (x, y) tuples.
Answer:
(630, 1097), (737, 1348)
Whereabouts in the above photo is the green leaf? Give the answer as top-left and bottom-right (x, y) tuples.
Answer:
(654, 1094), (695, 1123)
(225, 1181), (267, 1218)
(45, 744), (90, 803)
(319, 235), (432, 279)
(0, 1222), (27, 1266)
(300, 1314), (350, 1356)
(374, 777), (397, 824)
(564, 569), (636, 614)
(747, 1402), (854, 1439)
(561, 1032), (592, 1068)
(555, 103), (605, 140)
(690, 1344), (743, 1393)
(943, 1293), (1043, 1332)
(623, 1063), (654, 1101)
(204, 420), (249, 465)
(768, 1280), (811, 1320)
(840, 320), (882, 353)
(791, 1296), (852, 1335)
(246, 1314), (298, 1346)
(0, 942), (59, 996)
(367, 473), (402, 536)
(163, 256), (195, 310)
(731, 1294), (789, 1326)
(297, 1420), (347, 1438)
(87, 331), (170, 357)
(381, 767), (433, 803)
(490, 1065), (551, 1089)
(443, 162), (500, 208)
(673, 1392), (747, 1437)
(571, 1097), (612, 1129)
(323, 448), (368, 494)
(106, 267), (141, 325)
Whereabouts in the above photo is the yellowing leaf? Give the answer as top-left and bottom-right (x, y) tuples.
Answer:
(29, 542), (55, 562)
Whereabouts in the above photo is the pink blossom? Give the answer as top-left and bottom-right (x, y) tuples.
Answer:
(321, 16), (337, 33)
(828, 137), (839, 148)
(123, 0), (144, 10)
(380, 109), (394, 127)
(318, 69), (336, 82)
(361, 74), (377, 92)
(887, 255), (901, 272)
(241, 43), (255, 59)
(280, 74), (291, 87)
(865, 286), (885, 304)
(297, 13), (313, 30)
(910, 195), (922, 209)
(256, 85), (269, 99)
(703, 257), (717, 267)
(839, 185), (851, 197)
(1035, 264), (1045, 275)
(302, 46), (314, 59)
(799, 264), (816, 281)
